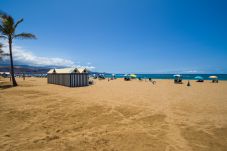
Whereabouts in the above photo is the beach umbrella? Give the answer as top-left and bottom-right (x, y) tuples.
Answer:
(195, 76), (204, 80)
(173, 74), (182, 77)
(209, 76), (218, 79)
(130, 74), (137, 78)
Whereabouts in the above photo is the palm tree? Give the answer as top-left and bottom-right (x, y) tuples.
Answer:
(0, 43), (3, 57)
(0, 43), (5, 60)
(0, 13), (36, 86)
(0, 43), (3, 60)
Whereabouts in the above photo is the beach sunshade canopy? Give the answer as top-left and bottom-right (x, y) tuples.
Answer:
(173, 74), (182, 77)
(209, 76), (218, 79)
(130, 74), (137, 78)
(195, 76), (204, 80)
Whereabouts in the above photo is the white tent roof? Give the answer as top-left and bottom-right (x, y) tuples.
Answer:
(76, 68), (88, 73)
(0, 72), (10, 75)
(54, 68), (75, 73)
(47, 67), (89, 74)
(47, 69), (55, 74)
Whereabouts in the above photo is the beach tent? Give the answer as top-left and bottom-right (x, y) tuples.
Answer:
(47, 68), (89, 74)
(0, 72), (10, 78)
(0, 72), (10, 75)
(195, 76), (204, 82)
(47, 67), (89, 87)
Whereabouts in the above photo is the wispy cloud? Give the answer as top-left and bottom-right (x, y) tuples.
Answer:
(180, 70), (202, 74)
(2, 43), (95, 70)
(77, 65), (96, 70)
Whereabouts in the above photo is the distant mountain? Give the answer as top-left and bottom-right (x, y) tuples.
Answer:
(0, 64), (51, 74)
(0, 64), (101, 74)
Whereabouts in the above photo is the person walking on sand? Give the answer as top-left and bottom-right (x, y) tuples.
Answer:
(23, 73), (25, 81)
(187, 80), (191, 87)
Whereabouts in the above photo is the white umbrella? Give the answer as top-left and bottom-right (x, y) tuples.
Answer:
(173, 74), (182, 77)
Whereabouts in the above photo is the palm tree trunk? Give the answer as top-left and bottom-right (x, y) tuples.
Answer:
(8, 36), (17, 86)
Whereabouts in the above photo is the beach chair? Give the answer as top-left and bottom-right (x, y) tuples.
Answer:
(197, 79), (204, 82)
(138, 77), (143, 81)
(124, 77), (131, 81)
(174, 79), (183, 84)
(212, 79), (218, 83)
(89, 79), (94, 85)
(98, 75), (105, 80)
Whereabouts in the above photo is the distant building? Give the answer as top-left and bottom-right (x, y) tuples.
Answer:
(47, 67), (89, 87)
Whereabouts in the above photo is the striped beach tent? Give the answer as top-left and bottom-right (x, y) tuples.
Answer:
(47, 67), (89, 87)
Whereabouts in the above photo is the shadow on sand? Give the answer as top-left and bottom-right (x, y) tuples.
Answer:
(0, 84), (13, 90)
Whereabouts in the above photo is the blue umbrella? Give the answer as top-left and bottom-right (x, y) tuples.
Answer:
(195, 76), (204, 80)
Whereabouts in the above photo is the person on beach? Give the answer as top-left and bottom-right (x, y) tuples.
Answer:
(187, 81), (191, 86)
(149, 78), (156, 85)
(23, 73), (25, 81)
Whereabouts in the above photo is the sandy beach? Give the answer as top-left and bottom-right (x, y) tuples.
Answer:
(0, 78), (227, 151)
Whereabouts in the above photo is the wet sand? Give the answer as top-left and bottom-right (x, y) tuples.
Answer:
(0, 78), (227, 151)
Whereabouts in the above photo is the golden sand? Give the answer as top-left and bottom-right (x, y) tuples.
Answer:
(0, 78), (227, 151)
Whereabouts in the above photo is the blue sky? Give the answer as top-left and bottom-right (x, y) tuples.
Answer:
(1, 0), (227, 73)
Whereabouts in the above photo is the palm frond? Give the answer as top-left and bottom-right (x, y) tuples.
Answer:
(0, 12), (13, 28)
(0, 13), (15, 35)
(14, 18), (23, 29)
(0, 24), (5, 35)
(14, 32), (36, 39)
(0, 11), (8, 19)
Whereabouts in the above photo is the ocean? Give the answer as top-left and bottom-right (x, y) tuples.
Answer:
(103, 74), (227, 80)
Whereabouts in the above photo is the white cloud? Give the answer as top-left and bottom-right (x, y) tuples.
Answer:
(182, 70), (201, 74)
(2, 43), (95, 70)
(2, 45), (75, 67)
(76, 65), (95, 70)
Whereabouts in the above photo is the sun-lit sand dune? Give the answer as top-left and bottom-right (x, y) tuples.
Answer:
(0, 78), (227, 151)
